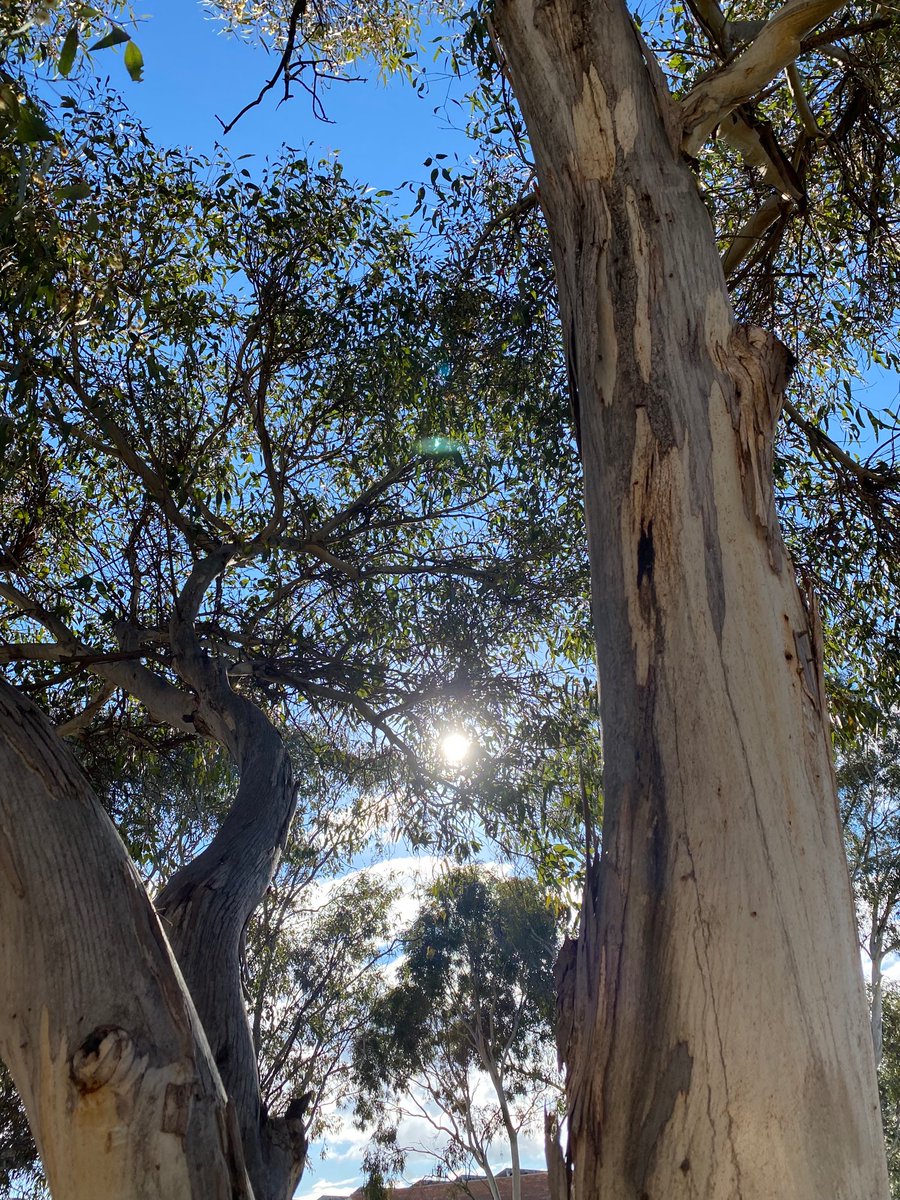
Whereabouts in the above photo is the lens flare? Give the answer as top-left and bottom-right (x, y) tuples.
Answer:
(440, 730), (471, 765)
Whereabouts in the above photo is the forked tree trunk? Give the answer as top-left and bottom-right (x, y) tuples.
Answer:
(0, 680), (251, 1200)
(495, 0), (889, 1195)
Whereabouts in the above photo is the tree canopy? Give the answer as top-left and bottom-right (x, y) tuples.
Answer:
(1, 0), (900, 1195)
(353, 868), (559, 1200)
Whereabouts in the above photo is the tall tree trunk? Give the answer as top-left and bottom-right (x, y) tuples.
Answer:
(495, 0), (889, 1196)
(0, 681), (252, 1200)
(481, 1052), (521, 1200)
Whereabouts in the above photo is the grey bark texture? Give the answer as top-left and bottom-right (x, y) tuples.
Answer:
(494, 0), (890, 1195)
(0, 679), (252, 1199)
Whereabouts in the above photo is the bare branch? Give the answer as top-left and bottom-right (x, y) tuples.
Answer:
(722, 194), (790, 277)
(716, 108), (806, 203)
(56, 681), (116, 739)
(0, 580), (199, 731)
(59, 365), (220, 552)
(683, 0), (732, 53)
(460, 187), (539, 277)
(783, 399), (900, 491)
(785, 62), (823, 138)
(681, 0), (847, 154)
(218, 0), (308, 135)
(312, 462), (415, 541)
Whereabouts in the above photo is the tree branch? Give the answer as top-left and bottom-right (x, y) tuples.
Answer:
(783, 398), (900, 491)
(722, 194), (790, 277)
(681, 0), (847, 154)
(56, 680), (116, 738)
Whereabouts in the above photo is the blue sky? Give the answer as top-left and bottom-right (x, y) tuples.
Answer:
(106, 2), (471, 188)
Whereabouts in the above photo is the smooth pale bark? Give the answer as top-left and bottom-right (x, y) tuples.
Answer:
(494, 0), (889, 1196)
(0, 680), (251, 1200)
(481, 1050), (522, 1200)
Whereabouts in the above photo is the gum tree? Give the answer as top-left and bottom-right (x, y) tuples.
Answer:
(486, 0), (897, 1194)
(353, 869), (559, 1200)
(0, 57), (591, 1200)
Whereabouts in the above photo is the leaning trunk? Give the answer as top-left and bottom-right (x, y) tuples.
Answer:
(495, 0), (889, 1196)
(0, 681), (251, 1200)
(156, 695), (305, 1200)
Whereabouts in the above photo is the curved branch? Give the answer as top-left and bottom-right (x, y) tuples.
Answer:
(722, 194), (790, 278)
(56, 680), (116, 738)
(783, 398), (900, 490)
(0, 680), (252, 1198)
(681, 0), (846, 153)
(785, 61), (822, 138)
(0, 581), (199, 731)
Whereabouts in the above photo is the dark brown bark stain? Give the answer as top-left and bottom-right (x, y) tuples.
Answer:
(636, 521), (655, 587)
(628, 1039), (693, 1192)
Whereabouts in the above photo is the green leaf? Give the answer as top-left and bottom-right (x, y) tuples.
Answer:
(58, 26), (79, 77)
(124, 40), (144, 82)
(90, 26), (130, 51)
(16, 105), (54, 143)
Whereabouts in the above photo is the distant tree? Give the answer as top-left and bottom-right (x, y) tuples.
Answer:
(840, 715), (900, 1065)
(877, 986), (900, 1196)
(353, 869), (560, 1200)
(247, 866), (399, 1141)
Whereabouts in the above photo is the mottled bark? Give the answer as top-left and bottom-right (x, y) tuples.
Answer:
(495, 0), (889, 1195)
(0, 680), (251, 1200)
(544, 1110), (571, 1200)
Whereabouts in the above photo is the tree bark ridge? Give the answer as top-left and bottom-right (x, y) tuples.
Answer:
(495, 0), (889, 1194)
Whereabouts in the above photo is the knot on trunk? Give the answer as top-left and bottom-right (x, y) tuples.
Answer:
(71, 1025), (143, 1094)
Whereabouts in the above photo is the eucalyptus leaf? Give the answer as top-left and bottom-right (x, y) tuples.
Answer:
(124, 40), (144, 83)
(15, 105), (53, 143)
(58, 26), (79, 77)
(90, 26), (130, 51)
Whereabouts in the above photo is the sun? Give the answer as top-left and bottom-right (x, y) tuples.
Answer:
(440, 729), (471, 766)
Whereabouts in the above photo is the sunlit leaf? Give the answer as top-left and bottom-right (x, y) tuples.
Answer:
(58, 26), (79, 77)
(124, 40), (144, 82)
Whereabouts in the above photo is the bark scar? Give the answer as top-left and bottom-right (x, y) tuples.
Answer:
(637, 520), (655, 586)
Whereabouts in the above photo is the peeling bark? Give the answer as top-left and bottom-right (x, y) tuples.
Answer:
(495, 0), (889, 1194)
(0, 680), (251, 1200)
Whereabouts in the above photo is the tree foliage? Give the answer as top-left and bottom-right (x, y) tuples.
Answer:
(353, 868), (560, 1193)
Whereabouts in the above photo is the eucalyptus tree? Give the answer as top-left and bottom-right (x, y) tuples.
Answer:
(485, 0), (898, 1190)
(352, 869), (560, 1200)
(840, 716), (900, 1067)
(0, 49), (593, 1198)
(246, 862), (401, 1141)
(878, 986), (900, 1196)
(213, 0), (900, 1192)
